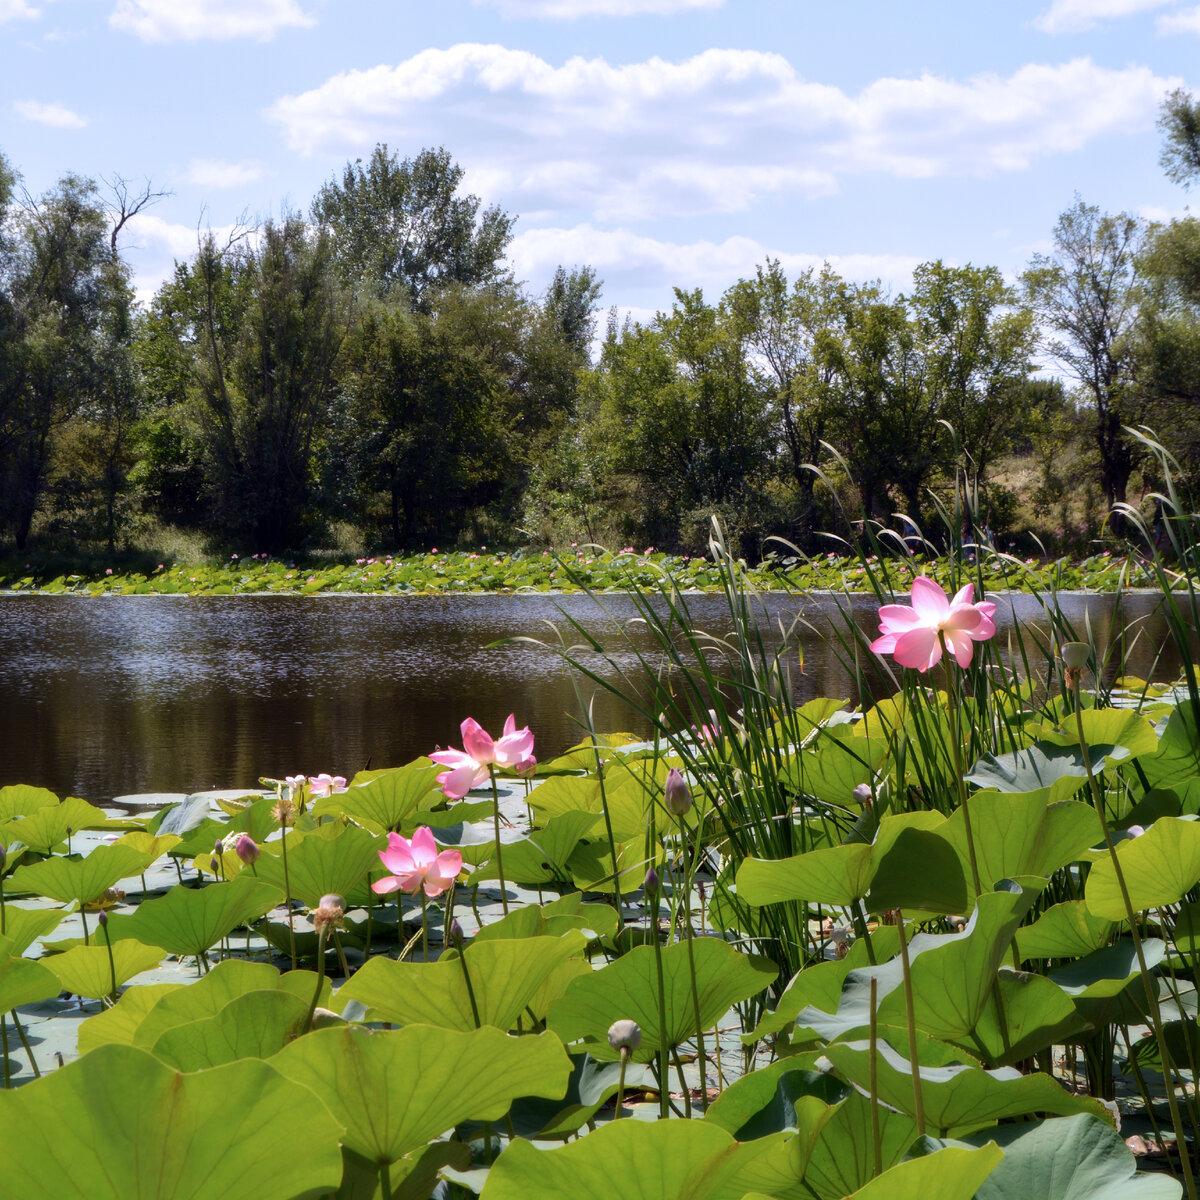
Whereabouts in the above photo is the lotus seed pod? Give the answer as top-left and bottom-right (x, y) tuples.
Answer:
(319, 893), (345, 914)
(608, 1019), (642, 1052)
(664, 768), (692, 817)
(643, 866), (659, 895)
(1061, 642), (1090, 669)
(235, 834), (259, 865)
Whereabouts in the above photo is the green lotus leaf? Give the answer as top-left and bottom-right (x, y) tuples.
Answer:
(150, 988), (311, 1070)
(472, 892), (619, 943)
(705, 1059), (849, 1139)
(598, 759), (673, 839)
(842, 1145), (1004, 1200)
(336, 1141), (471, 1200)
(738, 843), (874, 907)
(797, 886), (1037, 1042)
(314, 761), (441, 834)
(0, 904), (64, 954)
(548, 936), (777, 1061)
(568, 832), (656, 893)
(151, 793), (222, 838)
(0, 784), (59, 823)
(0, 795), (114, 854)
(338, 933), (586, 1031)
(130, 959), (327, 1049)
(822, 1039), (1109, 1136)
(480, 1119), (736, 1200)
(940, 795), (1099, 899)
(0, 1044), (343, 1200)
(1033, 709), (1159, 762)
(958, 966), (1092, 1066)
(271, 1024), (572, 1166)
(780, 727), (889, 806)
(77, 982), (183, 1052)
(1015, 901), (1114, 959)
(45, 940), (164, 998)
(800, 1089), (920, 1199)
(527, 773), (603, 822)
(95, 876), (282, 957)
(966, 743), (1107, 803)
(866, 814), (968, 915)
(967, 1113), (1181, 1199)
(1047, 939), (1165, 1027)
(1086, 818), (1200, 918)
(0, 937), (61, 1011)
(253, 823), (382, 907)
(1126, 1017), (1200, 1078)
(109, 831), (182, 863)
(10, 843), (150, 906)
(1141, 702), (1200, 791)
(475, 811), (603, 885)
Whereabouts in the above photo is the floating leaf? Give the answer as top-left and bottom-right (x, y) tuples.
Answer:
(966, 744), (1104, 803)
(338, 934), (586, 1031)
(548, 936), (777, 1061)
(272, 1025), (572, 1166)
(0, 1045), (343, 1200)
(0, 937), (60, 1011)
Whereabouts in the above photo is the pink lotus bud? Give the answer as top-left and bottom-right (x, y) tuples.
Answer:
(449, 919), (464, 947)
(853, 783), (873, 807)
(643, 866), (659, 895)
(235, 834), (259, 865)
(98, 909), (108, 927)
(664, 768), (692, 817)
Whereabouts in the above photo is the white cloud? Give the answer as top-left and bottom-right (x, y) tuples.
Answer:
(110, 0), (314, 42)
(184, 159), (266, 189)
(1157, 4), (1200, 32)
(473, 0), (721, 16)
(507, 225), (924, 299)
(13, 99), (86, 128)
(1034, 0), (1177, 33)
(0, 0), (39, 22)
(268, 46), (1177, 219)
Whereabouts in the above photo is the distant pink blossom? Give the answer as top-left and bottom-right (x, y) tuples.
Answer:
(429, 714), (535, 799)
(105, 568), (113, 575)
(372, 827), (462, 897)
(870, 577), (996, 672)
(308, 773), (347, 798)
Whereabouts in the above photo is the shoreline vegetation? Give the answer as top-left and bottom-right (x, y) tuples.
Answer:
(0, 543), (1187, 596)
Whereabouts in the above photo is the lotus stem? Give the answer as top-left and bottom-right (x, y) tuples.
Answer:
(678, 814), (707, 1112)
(456, 947), (482, 1029)
(869, 976), (882, 1178)
(378, 1158), (391, 1200)
(645, 864), (670, 1120)
(100, 916), (118, 1004)
(487, 766), (509, 916)
(419, 889), (429, 962)
(302, 925), (328, 1036)
(615, 1046), (630, 1119)
(1, 1017), (9, 1088)
(939, 634), (982, 897)
(279, 825), (297, 971)
(593, 739), (624, 927)
(78, 907), (90, 946)
(332, 927), (351, 980)
(894, 911), (926, 1138)
(1071, 669), (1197, 1200)
(9, 1011), (37, 1078)
(0, 873), (6, 936)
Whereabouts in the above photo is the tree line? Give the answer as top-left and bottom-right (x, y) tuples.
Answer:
(1, 95), (1199, 560)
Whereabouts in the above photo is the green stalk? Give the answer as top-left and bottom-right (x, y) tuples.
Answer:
(1071, 670), (1196, 1199)
(678, 814), (708, 1112)
(279, 824), (297, 971)
(615, 1046), (630, 1120)
(100, 919), (118, 1005)
(488, 766), (510, 916)
(869, 976), (882, 1179)
(378, 1158), (391, 1200)
(939, 634), (982, 897)
(646, 864), (670, 1120)
(456, 948), (482, 1029)
(1, 1017), (9, 1088)
(419, 890), (429, 961)
(9, 1011), (37, 1078)
(894, 912), (926, 1138)
(302, 925), (328, 1035)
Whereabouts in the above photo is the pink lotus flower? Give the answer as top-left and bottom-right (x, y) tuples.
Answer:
(372, 827), (462, 897)
(870, 577), (996, 672)
(308, 773), (347, 798)
(429, 715), (535, 799)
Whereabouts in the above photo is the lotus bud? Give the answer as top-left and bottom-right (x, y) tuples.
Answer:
(97, 909), (108, 928)
(1061, 642), (1090, 669)
(643, 866), (659, 895)
(852, 782), (873, 808)
(664, 768), (692, 817)
(214, 839), (225, 856)
(235, 834), (259, 865)
(1126, 824), (1146, 838)
(607, 1019), (642, 1053)
(449, 919), (464, 947)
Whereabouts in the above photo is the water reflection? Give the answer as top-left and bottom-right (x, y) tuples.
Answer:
(0, 590), (1182, 801)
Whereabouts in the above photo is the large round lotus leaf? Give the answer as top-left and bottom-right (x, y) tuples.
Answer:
(799, 1089), (919, 1198)
(45, 940), (164, 998)
(1047, 939), (1166, 1028)
(0, 795), (113, 854)
(1015, 901), (1114, 960)
(0, 784), (59, 823)
(0, 1044), (343, 1200)
(548, 936), (777, 1061)
(1086, 818), (1200, 919)
(867, 824), (968, 915)
(706, 1059), (849, 1139)
(252, 823), (382, 907)
(475, 811), (603, 885)
(337, 933), (585, 1031)
(472, 893), (619, 943)
(940, 795), (1098, 899)
(0, 904), (64, 954)
(109, 831), (182, 862)
(527, 774), (603, 823)
(130, 959), (328, 1049)
(10, 843), (152, 906)
(150, 988), (311, 1071)
(966, 743), (1106, 804)
(0, 940), (60, 1011)
(1141, 702), (1200, 790)
(1035, 709), (1160, 762)
(822, 1040), (1109, 1137)
(96, 875), (282, 957)
(271, 1024), (572, 1166)
(779, 727), (889, 807)
(841, 1144), (1003, 1200)
(313, 761), (441, 833)
(960, 966), (1091, 1066)
(968, 1113), (1181, 1199)
(480, 1118), (735, 1200)
(737, 843), (874, 907)
(78, 982), (183, 1052)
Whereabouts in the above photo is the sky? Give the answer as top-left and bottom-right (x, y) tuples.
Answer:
(1, 0), (1197, 324)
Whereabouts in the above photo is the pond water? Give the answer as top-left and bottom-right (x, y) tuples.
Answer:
(0, 590), (1182, 802)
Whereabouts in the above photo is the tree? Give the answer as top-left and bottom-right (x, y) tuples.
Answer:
(1159, 88), (1200, 190)
(149, 217), (348, 550)
(311, 145), (514, 310)
(543, 265), (603, 359)
(1023, 200), (1148, 516)
(908, 261), (1035, 486)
